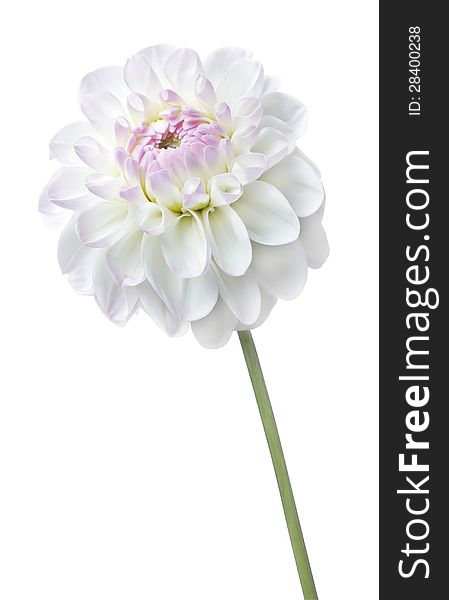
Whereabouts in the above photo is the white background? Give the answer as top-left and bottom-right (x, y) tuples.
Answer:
(0, 1), (378, 598)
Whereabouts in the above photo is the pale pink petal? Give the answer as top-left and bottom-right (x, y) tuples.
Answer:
(148, 170), (182, 210)
(195, 75), (217, 110)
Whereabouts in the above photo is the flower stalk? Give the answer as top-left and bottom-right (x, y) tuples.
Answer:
(238, 330), (318, 600)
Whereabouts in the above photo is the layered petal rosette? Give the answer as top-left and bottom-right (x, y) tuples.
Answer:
(40, 45), (328, 348)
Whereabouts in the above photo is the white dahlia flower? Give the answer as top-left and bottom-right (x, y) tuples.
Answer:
(40, 45), (328, 348)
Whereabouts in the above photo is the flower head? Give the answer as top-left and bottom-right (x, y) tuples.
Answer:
(40, 45), (329, 348)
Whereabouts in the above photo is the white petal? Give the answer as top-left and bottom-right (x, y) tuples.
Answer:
(203, 205), (251, 276)
(67, 257), (97, 295)
(49, 121), (94, 165)
(250, 239), (307, 300)
(252, 127), (289, 169)
(79, 66), (128, 105)
(85, 173), (122, 200)
(39, 171), (73, 227)
(260, 76), (281, 97)
(191, 298), (238, 349)
(161, 211), (209, 278)
(81, 91), (125, 144)
(124, 53), (151, 95)
(135, 45), (177, 88)
(57, 216), (99, 294)
(262, 92), (308, 138)
(232, 97), (263, 130)
(58, 215), (88, 273)
(230, 152), (267, 185)
(164, 48), (203, 103)
(233, 180), (299, 245)
(203, 47), (252, 88)
(213, 265), (261, 325)
(299, 205), (329, 268)
(258, 115), (296, 153)
(136, 202), (174, 235)
(217, 59), (264, 105)
(106, 229), (145, 286)
(142, 234), (218, 322)
(76, 201), (129, 248)
(48, 167), (98, 211)
(209, 173), (243, 206)
(74, 136), (116, 174)
(237, 289), (277, 330)
(261, 153), (324, 217)
(93, 253), (138, 325)
(137, 281), (188, 337)
(231, 125), (258, 155)
(293, 147), (321, 177)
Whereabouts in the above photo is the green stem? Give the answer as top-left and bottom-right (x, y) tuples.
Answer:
(238, 330), (318, 600)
